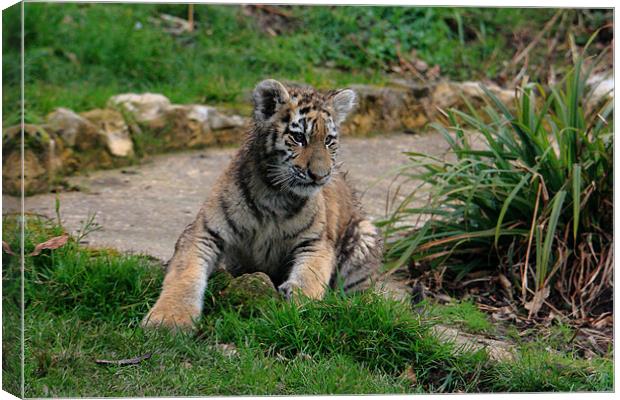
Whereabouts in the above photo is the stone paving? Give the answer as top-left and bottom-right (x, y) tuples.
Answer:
(3, 132), (450, 261)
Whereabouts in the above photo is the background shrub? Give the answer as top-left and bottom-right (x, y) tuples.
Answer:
(381, 42), (613, 321)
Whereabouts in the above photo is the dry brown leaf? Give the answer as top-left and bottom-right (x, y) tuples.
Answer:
(213, 343), (238, 358)
(592, 315), (613, 329)
(403, 365), (417, 385)
(433, 293), (453, 304)
(427, 64), (441, 80)
(29, 234), (69, 256)
(497, 274), (512, 291)
(491, 305), (518, 322)
(525, 286), (550, 318)
(2, 241), (15, 255)
(497, 274), (513, 301)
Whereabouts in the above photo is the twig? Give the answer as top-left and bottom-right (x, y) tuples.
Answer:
(396, 46), (427, 83)
(187, 4), (194, 32)
(568, 327), (581, 344)
(459, 277), (492, 287)
(95, 352), (153, 366)
(522, 180), (542, 300)
(2, 241), (15, 256)
(502, 10), (563, 76)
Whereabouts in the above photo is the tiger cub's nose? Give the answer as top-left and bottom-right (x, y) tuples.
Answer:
(307, 169), (330, 184)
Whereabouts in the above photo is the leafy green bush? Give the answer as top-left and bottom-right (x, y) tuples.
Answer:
(381, 41), (613, 320)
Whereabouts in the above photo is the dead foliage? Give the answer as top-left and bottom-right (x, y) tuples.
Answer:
(241, 5), (299, 37)
(29, 234), (70, 256)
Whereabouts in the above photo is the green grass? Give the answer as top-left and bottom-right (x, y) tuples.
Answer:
(3, 3), (579, 126)
(3, 3), (386, 125)
(427, 300), (493, 334)
(2, 215), (612, 396)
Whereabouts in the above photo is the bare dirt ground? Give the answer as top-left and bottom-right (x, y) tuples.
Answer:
(3, 132), (450, 262)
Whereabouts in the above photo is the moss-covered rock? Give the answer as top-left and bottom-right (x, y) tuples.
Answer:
(342, 84), (430, 136)
(2, 124), (64, 195)
(146, 104), (246, 150)
(45, 107), (134, 172)
(46, 108), (101, 151)
(209, 269), (235, 294)
(80, 109), (134, 158)
(107, 93), (172, 127)
(204, 271), (279, 317)
(203, 269), (234, 313)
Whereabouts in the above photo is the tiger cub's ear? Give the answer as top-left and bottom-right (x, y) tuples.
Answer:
(252, 79), (290, 122)
(329, 89), (357, 124)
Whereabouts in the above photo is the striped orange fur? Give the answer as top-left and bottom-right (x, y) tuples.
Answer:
(143, 80), (383, 330)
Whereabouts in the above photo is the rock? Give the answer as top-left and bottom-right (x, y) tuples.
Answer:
(342, 84), (429, 135)
(414, 59), (429, 72)
(45, 108), (108, 172)
(2, 124), (63, 195)
(204, 270), (280, 316)
(3, 150), (47, 196)
(161, 105), (247, 149)
(157, 13), (194, 36)
(206, 109), (246, 131)
(162, 105), (214, 149)
(45, 108), (102, 151)
(244, 80), (513, 137)
(247, 82), (430, 136)
(457, 81), (515, 106)
(587, 71), (613, 106)
(107, 93), (171, 127)
(431, 81), (460, 111)
(12, 79), (523, 197)
(431, 81), (515, 111)
(81, 109), (134, 157)
(218, 272), (279, 316)
(210, 343), (238, 358)
(431, 324), (515, 362)
(45, 107), (130, 170)
(208, 269), (234, 294)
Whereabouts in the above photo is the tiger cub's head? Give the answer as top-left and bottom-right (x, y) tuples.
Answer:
(251, 79), (357, 197)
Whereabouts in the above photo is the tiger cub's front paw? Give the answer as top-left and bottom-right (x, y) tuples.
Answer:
(141, 302), (199, 331)
(278, 280), (302, 300)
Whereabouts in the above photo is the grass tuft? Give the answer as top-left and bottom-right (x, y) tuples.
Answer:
(426, 300), (493, 334)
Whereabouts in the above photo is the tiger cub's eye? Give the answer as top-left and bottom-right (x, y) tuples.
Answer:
(291, 131), (306, 146)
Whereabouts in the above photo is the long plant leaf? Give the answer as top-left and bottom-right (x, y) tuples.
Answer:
(494, 173), (531, 246)
(572, 164), (581, 241)
(538, 190), (567, 288)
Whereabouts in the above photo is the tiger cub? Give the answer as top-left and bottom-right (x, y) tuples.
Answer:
(143, 79), (383, 329)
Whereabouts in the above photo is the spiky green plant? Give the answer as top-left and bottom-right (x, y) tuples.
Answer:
(381, 41), (612, 320)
